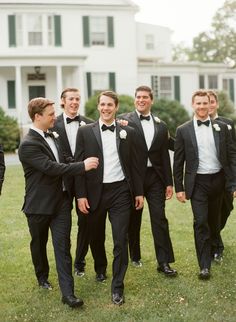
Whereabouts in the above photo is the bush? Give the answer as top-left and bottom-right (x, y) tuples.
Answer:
(85, 94), (134, 120)
(0, 107), (20, 152)
(218, 91), (236, 123)
(152, 99), (190, 137)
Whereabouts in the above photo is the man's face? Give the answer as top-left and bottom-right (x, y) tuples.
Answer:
(208, 94), (218, 118)
(97, 95), (118, 125)
(61, 91), (80, 117)
(192, 95), (210, 120)
(36, 104), (56, 131)
(134, 90), (153, 115)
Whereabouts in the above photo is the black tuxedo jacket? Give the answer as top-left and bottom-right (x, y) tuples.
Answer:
(0, 144), (5, 194)
(74, 121), (143, 211)
(173, 119), (236, 199)
(18, 129), (86, 215)
(118, 111), (173, 188)
(217, 116), (236, 142)
(52, 113), (94, 198)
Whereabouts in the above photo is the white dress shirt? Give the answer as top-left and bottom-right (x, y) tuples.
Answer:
(99, 119), (125, 183)
(136, 110), (154, 167)
(193, 117), (222, 174)
(63, 112), (80, 156)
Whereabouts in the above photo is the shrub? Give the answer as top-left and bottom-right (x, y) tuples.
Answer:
(0, 107), (20, 152)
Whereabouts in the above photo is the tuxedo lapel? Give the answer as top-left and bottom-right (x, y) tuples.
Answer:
(56, 115), (72, 155)
(29, 129), (57, 161)
(151, 114), (159, 146)
(115, 122), (121, 150)
(92, 121), (103, 151)
(188, 121), (198, 157)
(211, 121), (220, 156)
(130, 112), (147, 148)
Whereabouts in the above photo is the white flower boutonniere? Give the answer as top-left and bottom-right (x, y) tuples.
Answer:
(227, 124), (232, 130)
(119, 129), (127, 139)
(52, 131), (59, 138)
(154, 116), (161, 123)
(213, 124), (221, 132)
(80, 121), (86, 127)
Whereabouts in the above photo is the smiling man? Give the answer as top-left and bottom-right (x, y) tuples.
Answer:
(173, 90), (236, 280)
(74, 90), (144, 305)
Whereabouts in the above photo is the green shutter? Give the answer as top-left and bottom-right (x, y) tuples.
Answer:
(174, 76), (180, 102)
(83, 16), (90, 47)
(199, 75), (205, 88)
(86, 72), (92, 97)
(107, 16), (114, 47)
(54, 15), (62, 46)
(109, 73), (116, 91)
(7, 81), (16, 109)
(229, 79), (235, 103)
(8, 15), (16, 47)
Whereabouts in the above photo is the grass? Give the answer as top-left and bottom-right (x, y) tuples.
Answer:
(0, 165), (236, 321)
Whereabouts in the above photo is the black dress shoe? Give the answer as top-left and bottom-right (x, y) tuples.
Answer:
(74, 268), (85, 277)
(96, 273), (107, 282)
(157, 263), (177, 277)
(213, 253), (223, 264)
(199, 268), (210, 280)
(38, 280), (52, 290)
(112, 293), (124, 305)
(62, 294), (84, 308)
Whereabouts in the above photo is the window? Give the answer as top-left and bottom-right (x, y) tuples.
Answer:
(7, 81), (16, 109)
(8, 14), (61, 47)
(83, 16), (114, 47)
(208, 75), (218, 89)
(223, 78), (235, 103)
(145, 34), (154, 50)
(86, 72), (116, 97)
(151, 75), (180, 101)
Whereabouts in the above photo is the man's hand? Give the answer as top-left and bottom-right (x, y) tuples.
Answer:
(135, 196), (144, 210)
(77, 198), (90, 214)
(84, 157), (99, 171)
(176, 191), (187, 203)
(117, 119), (128, 126)
(165, 186), (173, 200)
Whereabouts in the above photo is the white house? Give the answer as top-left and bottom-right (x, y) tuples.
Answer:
(0, 0), (235, 132)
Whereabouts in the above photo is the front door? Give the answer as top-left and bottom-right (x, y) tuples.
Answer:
(28, 86), (45, 100)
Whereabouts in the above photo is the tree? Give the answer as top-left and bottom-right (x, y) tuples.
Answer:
(0, 107), (20, 152)
(151, 99), (190, 137)
(173, 0), (236, 63)
(218, 90), (236, 123)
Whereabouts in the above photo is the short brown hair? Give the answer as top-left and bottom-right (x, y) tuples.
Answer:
(97, 90), (119, 106)
(192, 90), (210, 103)
(28, 97), (54, 121)
(60, 88), (80, 108)
(135, 85), (153, 100)
(207, 90), (218, 102)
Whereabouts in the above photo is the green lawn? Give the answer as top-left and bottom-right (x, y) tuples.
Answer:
(0, 165), (236, 322)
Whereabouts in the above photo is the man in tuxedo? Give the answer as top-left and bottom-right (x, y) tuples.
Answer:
(118, 85), (176, 276)
(52, 88), (94, 277)
(0, 144), (5, 195)
(18, 97), (98, 308)
(173, 90), (236, 280)
(74, 90), (144, 305)
(208, 89), (236, 261)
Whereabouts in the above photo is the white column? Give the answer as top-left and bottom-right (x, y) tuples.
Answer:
(15, 66), (23, 127)
(56, 65), (63, 114)
(77, 64), (86, 115)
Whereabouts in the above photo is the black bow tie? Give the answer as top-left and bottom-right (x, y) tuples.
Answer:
(66, 115), (80, 124)
(140, 114), (151, 121)
(197, 119), (210, 127)
(44, 131), (54, 138)
(101, 124), (115, 132)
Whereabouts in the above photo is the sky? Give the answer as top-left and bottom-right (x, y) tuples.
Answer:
(133, 0), (226, 45)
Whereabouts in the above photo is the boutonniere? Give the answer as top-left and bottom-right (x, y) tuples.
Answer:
(154, 116), (161, 123)
(52, 131), (59, 138)
(119, 129), (127, 139)
(227, 124), (232, 130)
(80, 121), (86, 126)
(213, 124), (221, 132)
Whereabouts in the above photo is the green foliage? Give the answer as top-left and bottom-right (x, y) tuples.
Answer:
(0, 107), (20, 152)
(218, 90), (236, 123)
(85, 94), (134, 120)
(152, 99), (190, 137)
(173, 0), (236, 63)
